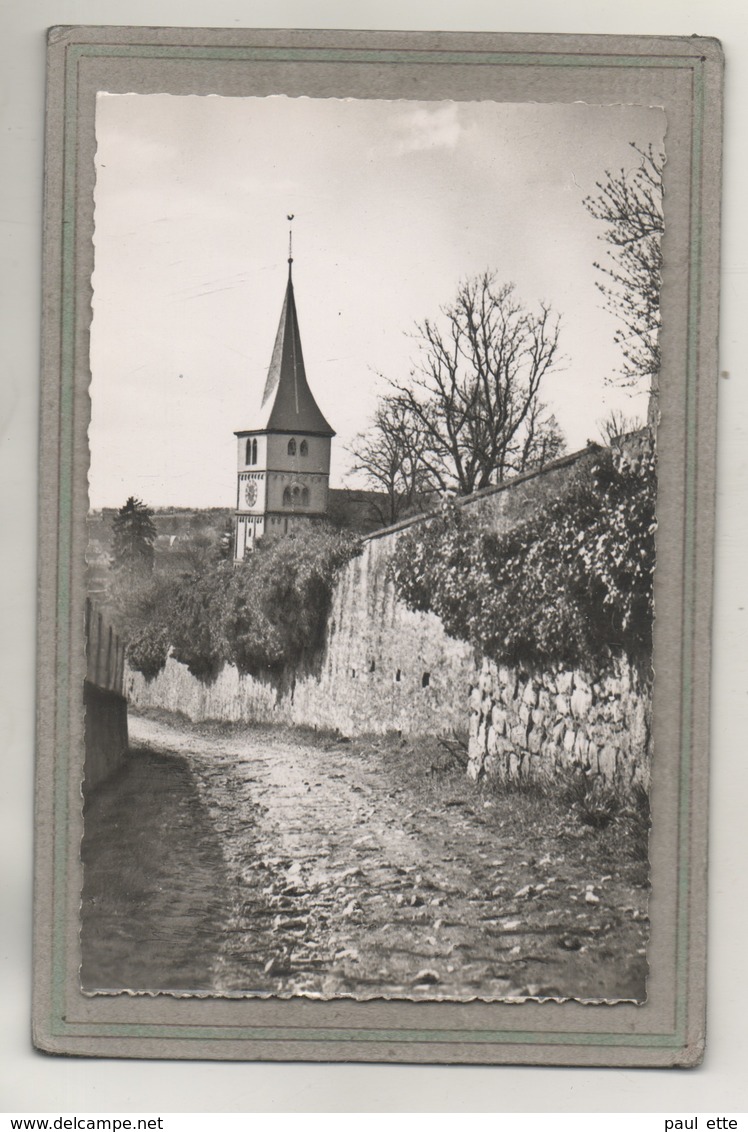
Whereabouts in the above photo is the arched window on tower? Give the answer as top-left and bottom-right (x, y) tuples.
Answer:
(300, 439), (308, 457)
(292, 486), (301, 505)
(252, 438), (258, 464)
(287, 438), (297, 456)
(301, 486), (310, 506)
(282, 486), (292, 506)
(245, 439), (252, 465)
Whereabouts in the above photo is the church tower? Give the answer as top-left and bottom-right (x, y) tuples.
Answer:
(234, 237), (335, 560)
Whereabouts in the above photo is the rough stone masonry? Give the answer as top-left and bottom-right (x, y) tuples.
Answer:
(467, 656), (651, 792)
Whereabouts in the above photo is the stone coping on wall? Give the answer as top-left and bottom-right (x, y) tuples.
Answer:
(365, 442), (604, 543)
(364, 429), (653, 545)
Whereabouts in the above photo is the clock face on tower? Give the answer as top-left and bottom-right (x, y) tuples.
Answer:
(244, 481), (258, 507)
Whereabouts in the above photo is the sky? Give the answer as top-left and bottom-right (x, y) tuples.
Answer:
(89, 94), (665, 509)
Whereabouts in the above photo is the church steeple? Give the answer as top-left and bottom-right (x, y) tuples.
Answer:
(232, 231), (336, 560)
(256, 263), (335, 437)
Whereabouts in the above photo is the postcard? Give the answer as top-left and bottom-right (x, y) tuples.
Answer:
(34, 26), (722, 1064)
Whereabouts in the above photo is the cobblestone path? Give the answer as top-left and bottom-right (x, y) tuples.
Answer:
(81, 711), (649, 1002)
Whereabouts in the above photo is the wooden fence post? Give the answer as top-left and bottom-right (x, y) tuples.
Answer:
(96, 613), (103, 688)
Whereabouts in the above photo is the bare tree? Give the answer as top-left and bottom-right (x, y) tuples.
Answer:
(584, 143), (664, 420)
(348, 397), (433, 525)
(517, 399), (566, 473)
(597, 408), (645, 447)
(383, 273), (565, 496)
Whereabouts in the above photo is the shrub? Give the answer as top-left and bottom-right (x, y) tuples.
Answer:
(222, 526), (360, 676)
(112, 570), (176, 679)
(127, 624), (170, 681)
(169, 564), (231, 680)
(124, 524), (359, 682)
(389, 448), (656, 673)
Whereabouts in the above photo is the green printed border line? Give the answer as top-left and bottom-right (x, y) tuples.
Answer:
(49, 39), (707, 1051)
(50, 1021), (680, 1048)
(71, 43), (705, 67)
(674, 60), (705, 1042)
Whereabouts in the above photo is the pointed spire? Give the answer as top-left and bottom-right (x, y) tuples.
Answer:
(253, 231), (335, 437)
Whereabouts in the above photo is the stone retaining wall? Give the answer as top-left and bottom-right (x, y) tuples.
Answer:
(467, 657), (651, 791)
(128, 531), (476, 738)
(127, 440), (653, 798)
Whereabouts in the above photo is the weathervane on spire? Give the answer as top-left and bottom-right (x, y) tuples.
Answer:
(287, 214), (295, 269)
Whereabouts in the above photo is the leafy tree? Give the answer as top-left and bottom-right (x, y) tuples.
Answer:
(169, 531), (219, 577)
(109, 568), (176, 675)
(584, 143), (664, 416)
(217, 517), (236, 561)
(384, 273), (565, 495)
(127, 623), (171, 681)
(111, 496), (157, 578)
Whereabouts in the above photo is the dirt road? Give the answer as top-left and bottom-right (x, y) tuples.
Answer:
(81, 711), (649, 1002)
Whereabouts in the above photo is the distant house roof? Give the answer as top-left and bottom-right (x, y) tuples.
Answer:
(239, 264), (335, 437)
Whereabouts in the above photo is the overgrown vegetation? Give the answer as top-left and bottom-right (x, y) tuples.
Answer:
(127, 623), (171, 681)
(220, 527), (359, 677)
(389, 446), (655, 673)
(119, 524), (360, 682)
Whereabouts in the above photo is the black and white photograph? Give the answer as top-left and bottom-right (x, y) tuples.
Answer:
(79, 90), (664, 1005)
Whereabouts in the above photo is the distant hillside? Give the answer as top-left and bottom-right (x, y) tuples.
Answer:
(86, 491), (435, 603)
(86, 507), (233, 598)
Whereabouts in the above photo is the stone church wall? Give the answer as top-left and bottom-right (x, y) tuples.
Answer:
(127, 441), (653, 796)
(127, 528), (476, 738)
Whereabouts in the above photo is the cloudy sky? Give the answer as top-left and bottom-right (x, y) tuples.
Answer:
(89, 94), (665, 510)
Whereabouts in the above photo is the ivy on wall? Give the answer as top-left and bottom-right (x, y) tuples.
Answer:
(221, 526), (359, 677)
(126, 450), (654, 685)
(126, 526), (360, 682)
(389, 448), (656, 673)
